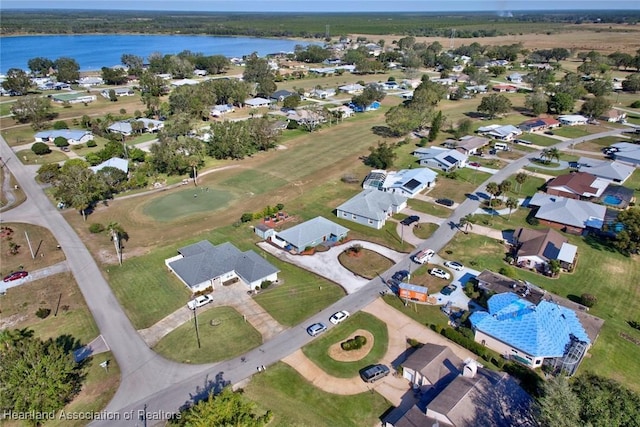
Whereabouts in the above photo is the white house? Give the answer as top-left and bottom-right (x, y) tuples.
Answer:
(244, 97), (272, 108)
(90, 157), (129, 174)
(380, 168), (438, 197)
(558, 115), (588, 126)
(336, 189), (407, 229)
(412, 147), (468, 172)
(338, 83), (365, 94)
(34, 129), (94, 145)
(477, 124), (522, 141)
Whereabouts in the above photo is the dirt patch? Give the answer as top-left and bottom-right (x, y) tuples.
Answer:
(328, 329), (374, 362)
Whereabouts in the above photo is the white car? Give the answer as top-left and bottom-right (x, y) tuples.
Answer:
(444, 261), (464, 271)
(414, 249), (435, 264)
(430, 268), (451, 280)
(329, 310), (350, 325)
(187, 295), (213, 310)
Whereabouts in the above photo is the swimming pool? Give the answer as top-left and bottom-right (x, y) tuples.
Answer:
(603, 195), (623, 206)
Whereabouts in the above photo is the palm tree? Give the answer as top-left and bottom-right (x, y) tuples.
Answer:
(486, 182), (500, 206)
(505, 197), (519, 220)
(458, 214), (474, 234)
(547, 147), (561, 164)
(107, 222), (129, 265)
(499, 180), (512, 196)
(515, 172), (528, 194)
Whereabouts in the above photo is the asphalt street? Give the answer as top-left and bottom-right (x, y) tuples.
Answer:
(0, 127), (624, 426)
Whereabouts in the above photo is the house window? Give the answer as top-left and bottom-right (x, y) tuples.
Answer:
(342, 212), (347, 217)
(368, 219), (373, 224)
(512, 349), (518, 354)
(352, 215), (357, 219)
(535, 360), (541, 365)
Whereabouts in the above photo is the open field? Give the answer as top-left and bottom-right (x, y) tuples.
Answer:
(15, 148), (69, 165)
(441, 232), (640, 393)
(301, 312), (388, 378)
(0, 222), (67, 277)
(243, 362), (391, 427)
(142, 185), (235, 222)
(153, 306), (263, 364)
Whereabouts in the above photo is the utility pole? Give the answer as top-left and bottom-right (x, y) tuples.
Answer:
(24, 231), (35, 259)
(193, 307), (201, 349)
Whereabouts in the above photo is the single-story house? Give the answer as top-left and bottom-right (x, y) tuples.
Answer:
(270, 89), (296, 102)
(108, 118), (164, 136)
(171, 78), (199, 87)
(270, 216), (349, 253)
(466, 84), (488, 94)
(338, 83), (365, 94)
(101, 88), (134, 98)
(78, 76), (104, 87)
(327, 105), (354, 118)
(513, 227), (578, 271)
(401, 344), (461, 388)
(90, 157), (129, 174)
(610, 142), (640, 166)
(507, 72), (523, 83)
(34, 129), (94, 145)
(545, 172), (608, 200)
(574, 157), (635, 183)
(349, 101), (380, 112)
(558, 114), (588, 126)
(286, 108), (327, 126)
(51, 92), (97, 104)
(600, 109), (626, 123)
(336, 189), (407, 229)
(211, 104), (235, 117)
(387, 353), (534, 427)
(244, 97), (272, 108)
(412, 147), (468, 172)
(165, 241), (279, 292)
(492, 84), (518, 93)
(528, 192), (607, 234)
(308, 88), (336, 99)
(447, 135), (491, 155)
(477, 124), (522, 141)
(518, 117), (560, 132)
(470, 292), (590, 374)
(380, 168), (438, 197)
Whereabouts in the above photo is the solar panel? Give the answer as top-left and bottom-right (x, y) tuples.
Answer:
(403, 179), (421, 191)
(443, 155), (458, 165)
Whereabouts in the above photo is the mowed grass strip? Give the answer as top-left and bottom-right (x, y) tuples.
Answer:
(408, 198), (455, 218)
(220, 169), (289, 196)
(302, 312), (388, 378)
(243, 362), (391, 427)
(338, 248), (394, 280)
(153, 306), (262, 364)
(142, 186), (235, 222)
(441, 232), (640, 393)
(253, 255), (345, 327)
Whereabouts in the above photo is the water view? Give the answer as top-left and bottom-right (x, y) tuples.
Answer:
(0, 34), (315, 73)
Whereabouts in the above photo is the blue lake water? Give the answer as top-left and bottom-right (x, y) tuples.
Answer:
(0, 34), (315, 73)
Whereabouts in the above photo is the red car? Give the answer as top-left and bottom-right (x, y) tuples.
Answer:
(469, 162), (481, 167)
(3, 271), (28, 282)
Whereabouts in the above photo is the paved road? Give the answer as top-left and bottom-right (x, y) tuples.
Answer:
(1, 128), (624, 426)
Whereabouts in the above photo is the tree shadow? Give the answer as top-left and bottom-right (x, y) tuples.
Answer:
(463, 111), (486, 119)
(179, 371), (230, 412)
(371, 125), (397, 138)
(56, 333), (84, 354)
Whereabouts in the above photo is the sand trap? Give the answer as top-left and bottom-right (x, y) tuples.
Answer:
(328, 329), (374, 362)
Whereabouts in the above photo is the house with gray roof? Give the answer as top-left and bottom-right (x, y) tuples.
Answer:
(477, 124), (522, 141)
(401, 344), (461, 388)
(470, 292), (591, 374)
(575, 157), (634, 183)
(336, 189), (407, 229)
(381, 168), (438, 197)
(529, 192), (607, 234)
(90, 157), (129, 174)
(108, 118), (164, 136)
(610, 142), (640, 166)
(413, 147), (468, 172)
(447, 135), (491, 155)
(244, 97), (272, 108)
(34, 129), (94, 145)
(165, 241), (279, 292)
(271, 216), (349, 253)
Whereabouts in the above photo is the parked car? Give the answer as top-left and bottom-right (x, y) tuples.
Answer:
(307, 322), (327, 336)
(544, 130), (554, 135)
(414, 249), (435, 264)
(469, 162), (481, 167)
(435, 198), (454, 207)
(329, 311), (350, 325)
(400, 215), (420, 226)
(3, 271), (28, 282)
(359, 364), (390, 383)
(392, 270), (410, 282)
(441, 284), (458, 296)
(444, 261), (464, 271)
(515, 139), (532, 145)
(430, 268), (451, 280)
(187, 294), (213, 310)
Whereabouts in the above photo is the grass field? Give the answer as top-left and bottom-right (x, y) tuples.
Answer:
(15, 148), (69, 165)
(551, 126), (595, 139)
(413, 222), (439, 239)
(0, 222), (67, 277)
(407, 198), (455, 218)
(441, 232), (640, 393)
(301, 312), (388, 378)
(153, 306), (262, 364)
(243, 362), (391, 427)
(519, 133), (561, 147)
(142, 186), (235, 222)
(337, 248), (395, 280)
(426, 176), (478, 203)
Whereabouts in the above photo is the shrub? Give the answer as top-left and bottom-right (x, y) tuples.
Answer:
(35, 307), (51, 319)
(630, 100), (640, 108)
(526, 217), (540, 226)
(628, 320), (640, 331)
(89, 223), (105, 233)
(499, 266), (518, 279)
(260, 280), (272, 290)
(53, 120), (69, 130)
(240, 213), (254, 223)
(341, 335), (367, 351)
(275, 203), (284, 211)
(31, 142), (51, 155)
(54, 136), (69, 147)
(406, 338), (422, 348)
(86, 140), (98, 148)
(580, 293), (597, 308)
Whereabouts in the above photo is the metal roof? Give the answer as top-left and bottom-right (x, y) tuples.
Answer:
(336, 189), (407, 221)
(275, 216), (349, 250)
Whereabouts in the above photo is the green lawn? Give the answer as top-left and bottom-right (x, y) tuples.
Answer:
(441, 232), (640, 393)
(142, 186), (236, 222)
(413, 222), (439, 239)
(338, 248), (395, 280)
(382, 294), (450, 330)
(408, 198), (455, 218)
(243, 362), (391, 427)
(15, 148), (68, 165)
(220, 169), (290, 196)
(427, 177), (478, 203)
(504, 174), (547, 197)
(153, 306), (262, 364)
(519, 133), (561, 147)
(552, 126), (591, 139)
(301, 312), (388, 378)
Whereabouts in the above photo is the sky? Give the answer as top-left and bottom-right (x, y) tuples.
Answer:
(2, 0), (639, 12)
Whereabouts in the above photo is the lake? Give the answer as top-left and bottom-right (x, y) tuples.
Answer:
(0, 34), (316, 73)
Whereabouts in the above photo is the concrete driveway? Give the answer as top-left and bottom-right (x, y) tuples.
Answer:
(0, 260), (70, 293)
(258, 240), (406, 294)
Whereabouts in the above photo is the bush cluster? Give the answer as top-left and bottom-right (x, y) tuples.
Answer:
(341, 335), (367, 351)
(88, 223), (105, 233)
(35, 307), (51, 319)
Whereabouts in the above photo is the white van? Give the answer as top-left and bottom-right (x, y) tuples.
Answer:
(414, 249), (435, 264)
(494, 142), (509, 151)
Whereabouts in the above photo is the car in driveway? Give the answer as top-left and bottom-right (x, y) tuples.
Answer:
(329, 310), (350, 325)
(544, 130), (554, 135)
(441, 284), (458, 295)
(429, 268), (451, 280)
(444, 261), (464, 271)
(391, 270), (410, 282)
(307, 322), (327, 336)
(187, 294), (213, 310)
(414, 249), (435, 264)
(359, 364), (390, 383)
(400, 215), (420, 226)
(469, 162), (481, 167)
(435, 198), (454, 207)
(3, 271), (28, 282)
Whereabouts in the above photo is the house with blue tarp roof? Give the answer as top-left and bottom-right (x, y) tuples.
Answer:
(469, 292), (590, 374)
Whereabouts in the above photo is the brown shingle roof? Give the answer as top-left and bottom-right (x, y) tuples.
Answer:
(514, 227), (567, 260)
(403, 344), (462, 384)
(546, 172), (598, 197)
